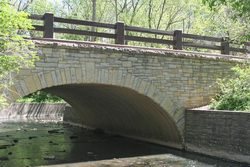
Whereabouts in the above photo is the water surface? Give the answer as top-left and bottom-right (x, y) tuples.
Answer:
(0, 119), (248, 167)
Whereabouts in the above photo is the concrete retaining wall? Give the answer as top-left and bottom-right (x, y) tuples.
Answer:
(0, 103), (67, 118)
(185, 109), (250, 164)
(62, 105), (85, 127)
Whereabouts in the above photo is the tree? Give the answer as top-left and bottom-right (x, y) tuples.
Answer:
(202, 0), (250, 41)
(202, 0), (250, 19)
(91, 0), (97, 41)
(0, 0), (37, 109)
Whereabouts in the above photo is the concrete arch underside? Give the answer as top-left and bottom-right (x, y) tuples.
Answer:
(6, 68), (185, 149)
(44, 84), (182, 148)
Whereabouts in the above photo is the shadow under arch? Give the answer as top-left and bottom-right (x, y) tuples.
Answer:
(43, 83), (182, 149)
(6, 68), (184, 149)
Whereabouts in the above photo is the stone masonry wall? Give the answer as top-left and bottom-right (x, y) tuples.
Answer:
(6, 40), (243, 146)
(185, 109), (250, 164)
(15, 41), (238, 109)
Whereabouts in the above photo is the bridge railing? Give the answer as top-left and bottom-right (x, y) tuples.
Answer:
(29, 13), (249, 55)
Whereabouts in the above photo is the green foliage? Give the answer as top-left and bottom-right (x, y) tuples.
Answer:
(0, 0), (36, 70)
(0, 0), (38, 108)
(210, 61), (250, 111)
(202, 0), (250, 19)
(15, 91), (65, 103)
(12, 0), (249, 44)
(202, 0), (250, 41)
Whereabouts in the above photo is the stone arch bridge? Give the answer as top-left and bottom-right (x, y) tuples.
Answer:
(5, 39), (242, 149)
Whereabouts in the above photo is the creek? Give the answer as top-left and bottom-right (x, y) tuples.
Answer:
(0, 118), (248, 167)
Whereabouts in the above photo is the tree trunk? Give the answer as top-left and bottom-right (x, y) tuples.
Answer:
(115, 0), (118, 22)
(91, 0), (97, 41)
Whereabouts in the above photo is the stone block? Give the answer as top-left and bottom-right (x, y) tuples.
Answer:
(152, 90), (163, 103)
(116, 70), (123, 85)
(70, 68), (77, 83)
(132, 77), (139, 90)
(188, 80), (196, 85)
(121, 73), (128, 86)
(146, 86), (156, 98)
(24, 76), (37, 93)
(36, 62), (58, 68)
(162, 98), (174, 112)
(173, 91), (181, 96)
(111, 71), (118, 85)
(86, 68), (95, 83)
(9, 86), (20, 100)
(81, 68), (86, 82)
(60, 70), (67, 85)
(15, 83), (24, 97)
(122, 61), (132, 67)
(20, 80), (30, 96)
(58, 64), (71, 68)
(65, 68), (72, 84)
(197, 88), (204, 93)
(86, 62), (95, 69)
(169, 64), (176, 68)
(51, 71), (59, 86)
(33, 74), (42, 90)
(55, 70), (63, 85)
(124, 73), (132, 87)
(76, 68), (82, 83)
(45, 73), (54, 88)
(18, 69), (31, 76)
(42, 48), (52, 54)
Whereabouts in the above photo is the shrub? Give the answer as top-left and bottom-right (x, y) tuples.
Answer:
(210, 60), (250, 111)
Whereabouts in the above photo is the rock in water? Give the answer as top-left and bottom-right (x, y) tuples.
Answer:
(0, 146), (7, 149)
(13, 139), (18, 143)
(0, 157), (8, 160)
(44, 156), (56, 160)
(69, 136), (78, 139)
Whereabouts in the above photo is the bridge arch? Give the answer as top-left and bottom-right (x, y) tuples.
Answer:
(6, 67), (185, 149)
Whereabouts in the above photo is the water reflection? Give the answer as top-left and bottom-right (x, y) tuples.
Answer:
(0, 119), (248, 167)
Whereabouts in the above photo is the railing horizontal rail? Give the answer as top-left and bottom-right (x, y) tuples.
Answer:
(230, 47), (250, 53)
(32, 25), (44, 31)
(183, 42), (221, 50)
(182, 33), (222, 42)
(54, 28), (116, 39)
(242, 42), (250, 46)
(28, 13), (249, 55)
(54, 17), (116, 29)
(125, 35), (174, 45)
(29, 14), (44, 20)
(125, 26), (173, 36)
